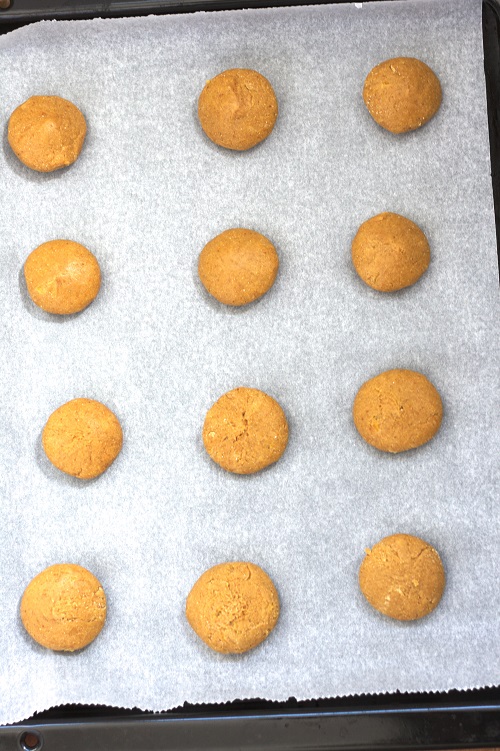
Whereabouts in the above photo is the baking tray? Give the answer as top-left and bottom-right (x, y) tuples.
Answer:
(0, 0), (499, 749)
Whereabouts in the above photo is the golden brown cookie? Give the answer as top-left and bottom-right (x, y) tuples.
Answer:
(359, 533), (445, 621)
(351, 213), (430, 292)
(20, 563), (107, 651)
(186, 561), (280, 653)
(42, 398), (123, 479)
(363, 57), (442, 134)
(198, 68), (278, 151)
(8, 95), (87, 172)
(198, 228), (279, 306)
(24, 239), (101, 315)
(203, 387), (288, 474)
(353, 369), (442, 453)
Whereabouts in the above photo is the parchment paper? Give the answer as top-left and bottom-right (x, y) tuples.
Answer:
(0, 0), (498, 725)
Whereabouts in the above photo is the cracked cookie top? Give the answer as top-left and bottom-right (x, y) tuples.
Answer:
(42, 398), (123, 479)
(198, 68), (278, 151)
(186, 561), (280, 653)
(353, 369), (442, 453)
(202, 387), (288, 474)
(359, 533), (445, 621)
(21, 563), (107, 651)
(8, 95), (87, 172)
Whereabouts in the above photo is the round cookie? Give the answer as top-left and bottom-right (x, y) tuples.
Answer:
(42, 398), (123, 479)
(8, 95), (87, 172)
(186, 561), (280, 653)
(203, 387), (288, 474)
(359, 533), (445, 621)
(24, 239), (101, 315)
(351, 212), (430, 292)
(20, 563), (107, 651)
(363, 57), (442, 134)
(198, 68), (278, 151)
(353, 369), (442, 453)
(198, 228), (279, 306)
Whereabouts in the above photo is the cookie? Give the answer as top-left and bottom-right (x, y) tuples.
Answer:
(20, 563), (106, 651)
(353, 369), (442, 453)
(198, 228), (279, 306)
(186, 561), (280, 653)
(24, 239), (101, 315)
(198, 68), (278, 151)
(203, 387), (288, 474)
(351, 213), (430, 292)
(8, 95), (87, 172)
(359, 533), (445, 621)
(42, 398), (123, 479)
(363, 57), (442, 134)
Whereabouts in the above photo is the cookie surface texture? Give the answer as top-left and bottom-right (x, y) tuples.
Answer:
(21, 563), (107, 651)
(24, 239), (101, 314)
(353, 369), (442, 453)
(352, 212), (430, 292)
(363, 57), (441, 134)
(198, 228), (279, 306)
(186, 561), (280, 653)
(42, 398), (123, 479)
(198, 68), (278, 150)
(8, 95), (87, 172)
(203, 387), (288, 474)
(359, 533), (445, 621)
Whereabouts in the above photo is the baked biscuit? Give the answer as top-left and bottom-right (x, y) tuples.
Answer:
(186, 561), (280, 653)
(198, 228), (279, 306)
(21, 563), (106, 651)
(203, 387), (288, 474)
(359, 533), (445, 621)
(363, 57), (441, 134)
(42, 398), (123, 479)
(353, 369), (442, 453)
(24, 239), (101, 314)
(198, 68), (278, 151)
(352, 212), (430, 292)
(8, 95), (87, 172)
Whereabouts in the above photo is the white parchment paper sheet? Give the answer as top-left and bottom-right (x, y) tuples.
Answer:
(0, 0), (498, 724)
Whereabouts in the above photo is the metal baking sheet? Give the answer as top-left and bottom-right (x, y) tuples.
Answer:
(0, 2), (498, 748)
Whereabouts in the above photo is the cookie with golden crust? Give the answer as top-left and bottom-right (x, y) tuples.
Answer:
(24, 239), (101, 314)
(198, 228), (279, 306)
(198, 68), (278, 151)
(359, 533), (445, 621)
(186, 561), (280, 653)
(21, 563), (106, 651)
(42, 398), (123, 479)
(353, 369), (442, 453)
(363, 57), (441, 134)
(352, 212), (430, 292)
(203, 387), (288, 474)
(8, 95), (87, 172)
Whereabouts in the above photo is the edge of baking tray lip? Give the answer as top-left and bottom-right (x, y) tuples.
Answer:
(12, 701), (500, 724)
(0, 0), (343, 23)
(0, 0), (494, 24)
(3, 693), (500, 730)
(0, 0), (498, 733)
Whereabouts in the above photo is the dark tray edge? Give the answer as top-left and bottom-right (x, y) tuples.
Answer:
(4, 697), (500, 751)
